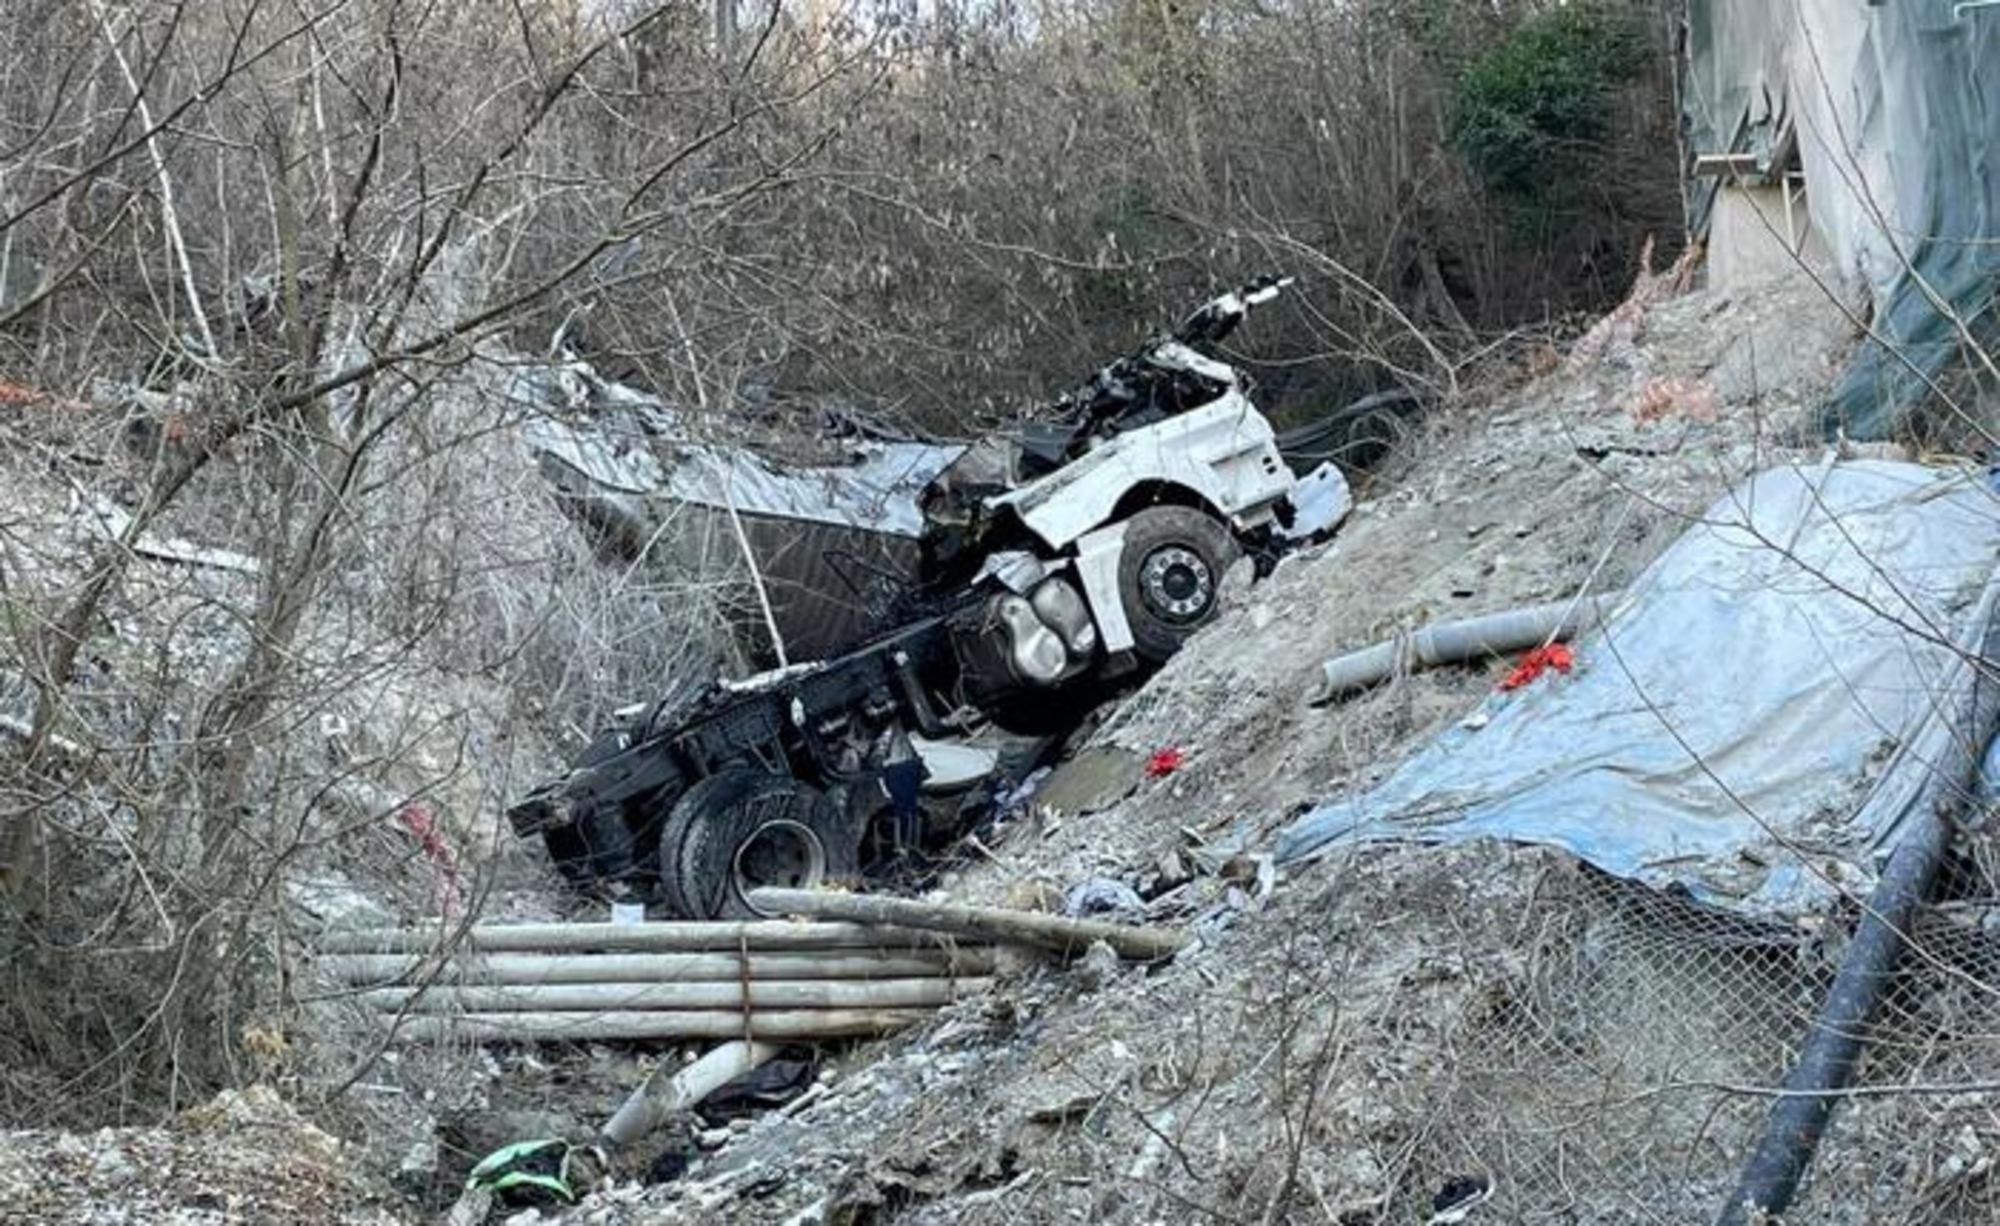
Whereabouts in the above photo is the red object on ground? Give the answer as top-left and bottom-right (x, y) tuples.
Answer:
(1145, 747), (1187, 778)
(1501, 643), (1576, 691)
(396, 801), (462, 916)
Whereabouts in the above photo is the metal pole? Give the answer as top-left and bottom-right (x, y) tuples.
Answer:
(1719, 569), (2000, 1224)
(601, 1040), (778, 1150)
(1313, 594), (1621, 702)
(1717, 804), (1953, 1224)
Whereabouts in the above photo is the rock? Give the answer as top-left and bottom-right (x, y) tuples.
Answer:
(91, 1144), (137, 1186)
(1150, 848), (1193, 893)
(1003, 879), (1063, 913)
(1036, 746), (1146, 817)
(1073, 940), (1121, 992)
(447, 1186), (496, 1226)
(395, 1120), (440, 1195)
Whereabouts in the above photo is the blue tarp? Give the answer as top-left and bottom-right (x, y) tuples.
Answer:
(1821, 6), (2000, 439)
(1277, 460), (2000, 918)
(1684, 3), (2000, 441)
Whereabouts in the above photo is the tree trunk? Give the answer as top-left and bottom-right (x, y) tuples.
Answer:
(748, 887), (1187, 961)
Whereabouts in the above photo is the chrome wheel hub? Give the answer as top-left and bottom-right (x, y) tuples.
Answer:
(1139, 545), (1214, 623)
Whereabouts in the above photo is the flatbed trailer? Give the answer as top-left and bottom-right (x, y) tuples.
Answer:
(506, 606), (994, 916)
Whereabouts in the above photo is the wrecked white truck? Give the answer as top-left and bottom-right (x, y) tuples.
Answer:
(508, 277), (1350, 917)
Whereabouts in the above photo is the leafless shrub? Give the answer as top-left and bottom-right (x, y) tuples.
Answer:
(0, 0), (1687, 1130)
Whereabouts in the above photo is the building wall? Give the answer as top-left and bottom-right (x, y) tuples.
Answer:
(1707, 181), (1832, 292)
(1687, 0), (2000, 435)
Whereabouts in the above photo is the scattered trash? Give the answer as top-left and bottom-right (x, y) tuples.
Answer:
(1184, 827), (1253, 877)
(697, 1056), (821, 1126)
(1062, 877), (1146, 921)
(990, 766), (1052, 821)
(1429, 1174), (1494, 1224)
(1145, 747), (1186, 777)
(464, 1137), (604, 1208)
(1499, 642), (1574, 690)
(1192, 886), (1254, 943)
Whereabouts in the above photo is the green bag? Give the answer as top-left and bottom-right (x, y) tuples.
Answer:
(466, 1137), (597, 1207)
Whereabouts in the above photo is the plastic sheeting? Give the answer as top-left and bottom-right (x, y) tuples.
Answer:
(1818, 6), (2000, 438)
(1277, 460), (2000, 918)
(1684, 2), (2000, 440)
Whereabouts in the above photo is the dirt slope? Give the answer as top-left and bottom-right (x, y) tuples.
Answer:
(538, 272), (1875, 1225)
(1, 267), (1891, 1226)
(0, 1088), (412, 1225)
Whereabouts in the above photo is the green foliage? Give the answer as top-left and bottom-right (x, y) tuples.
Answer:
(1453, 4), (1647, 208)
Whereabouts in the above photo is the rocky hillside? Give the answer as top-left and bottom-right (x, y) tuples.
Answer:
(13, 240), (1995, 1226)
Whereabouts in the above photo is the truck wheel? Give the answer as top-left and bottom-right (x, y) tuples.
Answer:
(1117, 505), (1241, 664)
(654, 770), (769, 918)
(669, 772), (860, 920)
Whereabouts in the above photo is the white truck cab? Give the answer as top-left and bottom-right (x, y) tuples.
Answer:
(925, 276), (1350, 710)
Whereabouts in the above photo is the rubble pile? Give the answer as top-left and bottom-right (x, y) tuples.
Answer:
(0, 1088), (409, 1225)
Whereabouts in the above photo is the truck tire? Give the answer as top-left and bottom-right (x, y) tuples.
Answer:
(1117, 505), (1241, 664)
(668, 771), (861, 920)
(653, 770), (770, 918)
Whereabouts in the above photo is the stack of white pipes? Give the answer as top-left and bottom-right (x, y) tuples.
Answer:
(318, 919), (997, 1043)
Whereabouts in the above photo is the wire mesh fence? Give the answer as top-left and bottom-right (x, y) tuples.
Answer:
(1374, 863), (2000, 1225)
(1790, 901), (2000, 1224)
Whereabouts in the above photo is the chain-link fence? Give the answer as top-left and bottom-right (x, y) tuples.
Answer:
(1380, 863), (2000, 1224)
